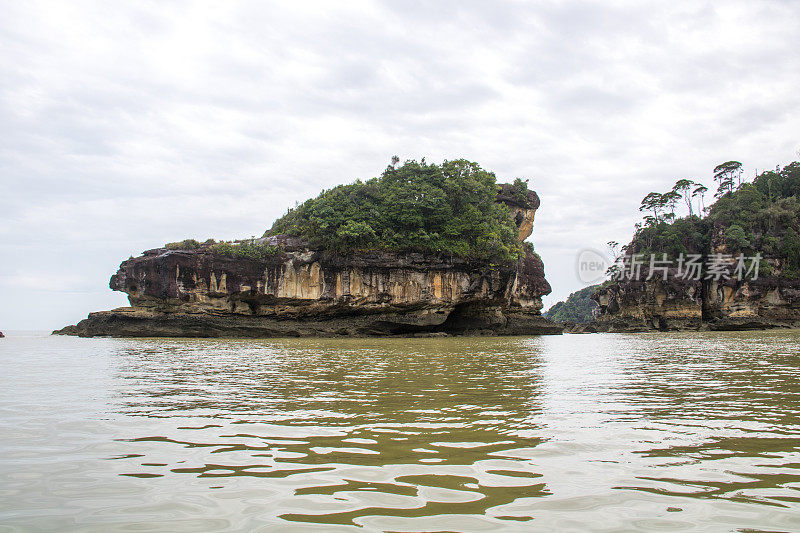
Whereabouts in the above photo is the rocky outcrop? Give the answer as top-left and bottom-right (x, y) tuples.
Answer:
(592, 273), (702, 332)
(55, 188), (561, 338)
(703, 275), (800, 329)
(592, 269), (800, 332)
(496, 183), (540, 243)
(589, 159), (800, 332)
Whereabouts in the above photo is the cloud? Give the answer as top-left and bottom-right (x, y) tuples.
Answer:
(1, 0), (799, 328)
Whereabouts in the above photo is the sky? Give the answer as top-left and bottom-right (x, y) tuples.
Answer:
(1, 0), (799, 330)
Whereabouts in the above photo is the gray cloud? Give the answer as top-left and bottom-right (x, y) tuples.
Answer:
(1, 0), (799, 329)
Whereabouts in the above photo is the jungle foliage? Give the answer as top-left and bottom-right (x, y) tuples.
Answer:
(267, 158), (527, 263)
(545, 284), (600, 323)
(627, 161), (800, 277)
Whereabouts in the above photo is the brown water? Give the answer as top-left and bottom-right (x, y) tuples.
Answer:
(1, 331), (800, 532)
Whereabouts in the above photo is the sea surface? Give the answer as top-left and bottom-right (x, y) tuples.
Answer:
(1, 331), (800, 532)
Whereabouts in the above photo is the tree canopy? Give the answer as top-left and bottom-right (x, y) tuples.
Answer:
(545, 284), (600, 323)
(266, 158), (528, 263)
(713, 160), (742, 198)
(626, 161), (800, 278)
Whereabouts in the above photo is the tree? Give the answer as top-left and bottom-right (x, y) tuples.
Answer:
(640, 192), (666, 223)
(714, 161), (742, 197)
(607, 240), (620, 260)
(336, 220), (378, 248)
(692, 184), (708, 216)
(662, 190), (682, 217)
(672, 179), (696, 216)
(724, 224), (750, 251)
(781, 228), (800, 274)
(509, 178), (530, 205)
(642, 215), (658, 227)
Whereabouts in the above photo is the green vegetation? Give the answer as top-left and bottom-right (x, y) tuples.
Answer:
(159, 158), (529, 264)
(209, 240), (279, 261)
(626, 161), (800, 276)
(545, 284), (600, 323)
(638, 178), (707, 225)
(165, 239), (202, 250)
(267, 158), (527, 263)
(713, 160), (742, 198)
(522, 241), (540, 260)
(510, 178), (532, 206)
(628, 216), (710, 258)
(164, 238), (279, 261)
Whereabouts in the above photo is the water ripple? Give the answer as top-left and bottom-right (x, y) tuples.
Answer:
(2, 332), (800, 530)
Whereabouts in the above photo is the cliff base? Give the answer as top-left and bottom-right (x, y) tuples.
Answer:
(54, 306), (563, 338)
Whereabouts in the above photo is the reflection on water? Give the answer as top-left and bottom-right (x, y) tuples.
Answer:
(1, 332), (800, 531)
(112, 338), (550, 527)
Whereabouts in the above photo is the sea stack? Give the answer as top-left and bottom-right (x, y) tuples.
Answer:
(55, 161), (562, 338)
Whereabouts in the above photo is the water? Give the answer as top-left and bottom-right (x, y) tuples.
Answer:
(1, 331), (800, 532)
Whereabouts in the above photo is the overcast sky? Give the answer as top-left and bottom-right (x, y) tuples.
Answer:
(1, 0), (799, 330)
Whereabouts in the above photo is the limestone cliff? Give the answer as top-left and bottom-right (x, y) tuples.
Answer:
(55, 187), (560, 338)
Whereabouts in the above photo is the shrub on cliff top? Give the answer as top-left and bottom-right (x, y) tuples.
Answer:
(163, 238), (279, 261)
(510, 178), (531, 205)
(209, 241), (279, 261)
(165, 238), (201, 250)
(267, 158), (528, 263)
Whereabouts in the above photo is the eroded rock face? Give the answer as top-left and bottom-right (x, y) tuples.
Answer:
(592, 275), (703, 332)
(589, 213), (800, 333)
(55, 187), (561, 338)
(703, 276), (800, 329)
(497, 184), (539, 243)
(592, 270), (800, 332)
